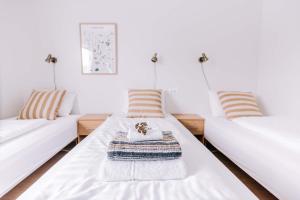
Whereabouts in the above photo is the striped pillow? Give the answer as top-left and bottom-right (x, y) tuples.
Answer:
(127, 89), (164, 118)
(217, 91), (263, 120)
(18, 90), (66, 120)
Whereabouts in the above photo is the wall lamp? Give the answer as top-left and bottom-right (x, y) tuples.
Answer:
(45, 54), (58, 90)
(198, 53), (211, 90)
(151, 53), (158, 89)
(151, 53), (158, 63)
(45, 54), (57, 64)
(199, 53), (209, 63)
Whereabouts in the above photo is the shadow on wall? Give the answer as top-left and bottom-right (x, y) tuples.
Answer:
(256, 96), (267, 116)
(164, 92), (179, 113)
(71, 96), (81, 114)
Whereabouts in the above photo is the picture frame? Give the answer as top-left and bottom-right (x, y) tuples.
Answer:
(80, 23), (118, 75)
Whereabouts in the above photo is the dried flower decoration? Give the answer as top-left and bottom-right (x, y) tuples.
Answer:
(135, 122), (150, 135)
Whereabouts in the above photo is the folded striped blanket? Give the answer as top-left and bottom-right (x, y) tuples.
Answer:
(107, 131), (182, 161)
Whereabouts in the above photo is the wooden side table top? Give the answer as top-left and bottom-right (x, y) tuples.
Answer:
(78, 114), (111, 121)
(77, 114), (111, 142)
(172, 113), (205, 143)
(172, 114), (204, 120)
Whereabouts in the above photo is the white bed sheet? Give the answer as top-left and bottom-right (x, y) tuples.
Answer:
(0, 115), (80, 197)
(204, 116), (300, 200)
(0, 119), (49, 143)
(18, 114), (257, 200)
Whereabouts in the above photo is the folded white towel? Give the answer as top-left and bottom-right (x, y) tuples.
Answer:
(127, 124), (163, 142)
(98, 157), (187, 181)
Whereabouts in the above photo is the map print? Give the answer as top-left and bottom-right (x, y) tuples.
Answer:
(81, 24), (117, 74)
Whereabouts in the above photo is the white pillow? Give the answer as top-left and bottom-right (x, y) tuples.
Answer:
(58, 92), (76, 117)
(161, 90), (167, 114)
(208, 90), (224, 117)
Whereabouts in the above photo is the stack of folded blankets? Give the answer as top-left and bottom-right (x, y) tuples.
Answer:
(107, 131), (182, 161)
(99, 122), (187, 181)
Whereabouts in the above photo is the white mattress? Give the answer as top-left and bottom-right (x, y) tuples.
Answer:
(204, 116), (300, 200)
(18, 114), (257, 200)
(0, 115), (80, 197)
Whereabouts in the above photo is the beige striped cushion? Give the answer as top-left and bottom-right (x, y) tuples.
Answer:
(127, 89), (164, 118)
(218, 91), (263, 120)
(18, 90), (66, 120)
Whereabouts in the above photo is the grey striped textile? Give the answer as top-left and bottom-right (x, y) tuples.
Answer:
(107, 131), (182, 161)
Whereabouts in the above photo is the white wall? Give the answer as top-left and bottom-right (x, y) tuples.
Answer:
(0, 0), (262, 117)
(257, 0), (300, 116)
(0, 0), (51, 119)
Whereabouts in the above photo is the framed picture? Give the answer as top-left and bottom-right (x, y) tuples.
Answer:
(80, 23), (118, 74)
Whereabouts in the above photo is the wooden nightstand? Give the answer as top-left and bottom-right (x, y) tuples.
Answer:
(77, 114), (111, 143)
(172, 114), (205, 143)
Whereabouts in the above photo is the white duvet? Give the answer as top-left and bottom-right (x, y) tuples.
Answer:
(0, 119), (48, 143)
(205, 115), (300, 199)
(233, 116), (300, 152)
(18, 114), (257, 200)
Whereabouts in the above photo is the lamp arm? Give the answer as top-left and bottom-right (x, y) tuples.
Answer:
(53, 63), (57, 90)
(153, 62), (157, 89)
(151, 53), (158, 89)
(201, 62), (211, 90)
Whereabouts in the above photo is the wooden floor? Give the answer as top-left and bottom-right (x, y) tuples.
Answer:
(1, 152), (66, 200)
(2, 147), (278, 200)
(213, 151), (277, 200)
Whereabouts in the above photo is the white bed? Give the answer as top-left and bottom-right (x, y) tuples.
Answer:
(0, 115), (80, 197)
(18, 114), (257, 200)
(205, 115), (300, 200)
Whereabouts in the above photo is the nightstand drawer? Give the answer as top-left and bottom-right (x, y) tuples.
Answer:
(78, 121), (103, 135)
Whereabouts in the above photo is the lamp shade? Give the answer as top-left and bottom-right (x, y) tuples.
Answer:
(45, 54), (57, 64)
